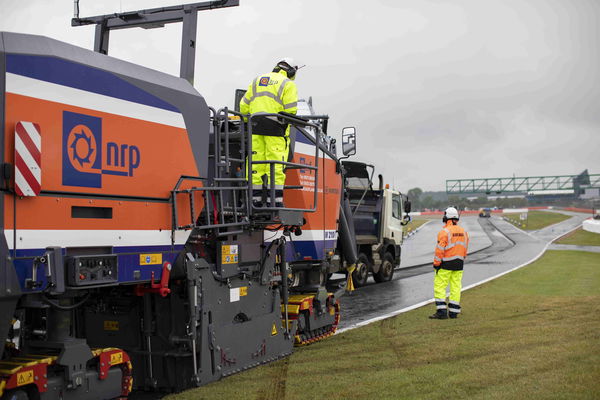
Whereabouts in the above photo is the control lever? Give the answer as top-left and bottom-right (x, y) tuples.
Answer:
(134, 262), (172, 297)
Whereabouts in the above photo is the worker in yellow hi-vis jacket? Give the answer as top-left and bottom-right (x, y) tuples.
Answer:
(430, 207), (469, 319)
(240, 58), (300, 207)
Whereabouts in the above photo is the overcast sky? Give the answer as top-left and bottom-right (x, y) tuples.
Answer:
(1, 0), (599, 191)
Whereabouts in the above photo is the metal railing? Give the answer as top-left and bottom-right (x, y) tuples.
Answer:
(247, 112), (321, 213)
(171, 108), (323, 238)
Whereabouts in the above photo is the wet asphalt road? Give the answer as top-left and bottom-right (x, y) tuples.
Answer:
(336, 212), (590, 332)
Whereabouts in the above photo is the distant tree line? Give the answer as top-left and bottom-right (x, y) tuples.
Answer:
(405, 187), (597, 212)
(406, 187), (527, 211)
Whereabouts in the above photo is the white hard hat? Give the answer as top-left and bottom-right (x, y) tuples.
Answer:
(444, 207), (459, 220)
(277, 57), (303, 71)
(275, 57), (305, 79)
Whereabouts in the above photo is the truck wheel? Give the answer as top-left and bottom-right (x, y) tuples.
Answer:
(352, 253), (370, 287)
(373, 253), (395, 283)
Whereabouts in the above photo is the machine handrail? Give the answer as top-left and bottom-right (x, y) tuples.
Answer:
(247, 112), (321, 213)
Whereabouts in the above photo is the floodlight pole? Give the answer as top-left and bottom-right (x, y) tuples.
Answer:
(71, 0), (240, 85)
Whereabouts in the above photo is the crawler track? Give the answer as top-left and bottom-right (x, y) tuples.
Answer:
(284, 294), (341, 346)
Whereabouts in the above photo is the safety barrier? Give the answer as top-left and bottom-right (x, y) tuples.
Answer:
(410, 206), (596, 216)
(583, 219), (600, 234)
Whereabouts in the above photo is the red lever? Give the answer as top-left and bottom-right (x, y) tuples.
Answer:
(134, 262), (172, 297)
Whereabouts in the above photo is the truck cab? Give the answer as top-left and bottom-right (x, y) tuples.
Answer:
(341, 161), (410, 287)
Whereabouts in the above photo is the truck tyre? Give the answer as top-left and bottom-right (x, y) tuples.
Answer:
(373, 252), (395, 283)
(352, 253), (370, 287)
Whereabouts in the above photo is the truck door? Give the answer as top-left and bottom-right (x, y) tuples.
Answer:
(386, 192), (403, 245)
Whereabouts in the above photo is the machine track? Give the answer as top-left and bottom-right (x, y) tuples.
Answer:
(0, 348), (132, 399)
(283, 294), (341, 346)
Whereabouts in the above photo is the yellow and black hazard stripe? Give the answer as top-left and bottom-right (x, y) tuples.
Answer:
(0, 348), (132, 397)
(282, 293), (341, 346)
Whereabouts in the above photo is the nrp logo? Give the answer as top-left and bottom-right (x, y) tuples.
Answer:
(62, 111), (140, 188)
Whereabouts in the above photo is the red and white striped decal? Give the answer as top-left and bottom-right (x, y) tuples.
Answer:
(15, 121), (42, 196)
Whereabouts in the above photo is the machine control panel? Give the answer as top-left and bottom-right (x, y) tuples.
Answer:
(67, 255), (119, 286)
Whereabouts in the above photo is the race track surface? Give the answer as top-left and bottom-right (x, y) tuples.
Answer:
(337, 212), (590, 331)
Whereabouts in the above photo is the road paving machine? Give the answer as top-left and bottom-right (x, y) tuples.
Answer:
(0, 1), (359, 398)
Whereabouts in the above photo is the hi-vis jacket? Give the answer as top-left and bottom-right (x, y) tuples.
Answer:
(433, 222), (469, 270)
(240, 70), (298, 131)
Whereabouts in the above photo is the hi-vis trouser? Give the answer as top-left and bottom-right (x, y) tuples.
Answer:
(434, 269), (463, 315)
(251, 133), (288, 204)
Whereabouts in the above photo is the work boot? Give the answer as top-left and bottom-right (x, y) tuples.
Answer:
(429, 310), (448, 319)
(449, 312), (459, 319)
(252, 190), (263, 208)
(274, 189), (284, 208)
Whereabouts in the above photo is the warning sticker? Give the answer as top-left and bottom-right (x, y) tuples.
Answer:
(239, 286), (248, 296)
(110, 352), (123, 365)
(17, 370), (34, 386)
(103, 320), (119, 331)
(221, 245), (239, 265)
(140, 253), (162, 265)
(271, 322), (278, 336)
(230, 287), (240, 302)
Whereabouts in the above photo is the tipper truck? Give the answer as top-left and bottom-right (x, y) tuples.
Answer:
(335, 161), (411, 287)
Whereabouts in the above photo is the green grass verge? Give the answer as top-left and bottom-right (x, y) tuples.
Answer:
(403, 218), (429, 236)
(504, 210), (570, 230)
(167, 250), (600, 400)
(555, 227), (600, 246)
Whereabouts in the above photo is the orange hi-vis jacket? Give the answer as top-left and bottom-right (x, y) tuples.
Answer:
(433, 221), (469, 270)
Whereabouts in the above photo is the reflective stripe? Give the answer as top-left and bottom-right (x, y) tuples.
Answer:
(242, 96), (250, 104)
(436, 245), (445, 251)
(442, 255), (465, 261)
(448, 304), (461, 313)
(252, 77), (258, 98)
(444, 241), (466, 250)
(249, 91), (283, 105)
(434, 256), (442, 262)
(449, 301), (461, 307)
(283, 101), (297, 109)
(277, 78), (290, 101)
(444, 228), (451, 244)
(246, 75), (287, 106)
(435, 299), (447, 310)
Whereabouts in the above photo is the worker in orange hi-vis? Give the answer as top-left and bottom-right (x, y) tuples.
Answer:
(430, 207), (469, 319)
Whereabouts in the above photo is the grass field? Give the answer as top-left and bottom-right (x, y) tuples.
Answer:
(504, 210), (570, 231)
(167, 250), (600, 400)
(403, 218), (430, 237)
(555, 227), (600, 246)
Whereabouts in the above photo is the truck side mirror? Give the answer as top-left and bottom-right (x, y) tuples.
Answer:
(341, 127), (356, 156)
(404, 200), (412, 214)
